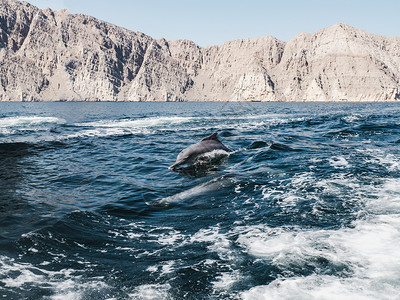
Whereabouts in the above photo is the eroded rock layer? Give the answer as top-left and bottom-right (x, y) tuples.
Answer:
(1, 0), (399, 101)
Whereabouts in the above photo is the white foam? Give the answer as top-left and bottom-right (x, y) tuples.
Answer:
(64, 127), (133, 139)
(0, 115), (194, 141)
(366, 179), (400, 215)
(342, 114), (364, 123)
(0, 255), (109, 299)
(73, 114), (312, 137)
(237, 174), (400, 299)
(1, 266), (45, 288)
(261, 172), (317, 212)
(198, 149), (231, 160)
(240, 274), (399, 300)
(50, 280), (109, 300)
(60, 116), (199, 139)
(146, 265), (158, 273)
(160, 261), (176, 275)
(237, 219), (400, 299)
(191, 226), (237, 262)
(0, 116), (64, 128)
(153, 230), (186, 246)
(329, 156), (350, 169)
(0, 116), (65, 135)
(212, 270), (242, 291)
(78, 116), (190, 129)
(129, 284), (172, 300)
(0, 114), (318, 141)
(358, 148), (400, 172)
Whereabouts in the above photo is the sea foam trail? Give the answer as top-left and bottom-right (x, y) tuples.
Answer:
(0, 114), (321, 141)
(238, 177), (400, 300)
(74, 114), (311, 136)
(0, 116), (65, 134)
(0, 116), (67, 143)
(76, 116), (192, 129)
(0, 116), (64, 127)
(0, 255), (111, 299)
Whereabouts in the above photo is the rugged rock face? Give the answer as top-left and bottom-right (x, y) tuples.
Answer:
(273, 24), (400, 101)
(1, 0), (400, 101)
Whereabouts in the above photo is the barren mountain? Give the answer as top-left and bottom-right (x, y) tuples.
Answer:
(1, 0), (399, 101)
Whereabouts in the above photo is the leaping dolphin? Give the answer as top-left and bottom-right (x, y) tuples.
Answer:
(168, 132), (231, 171)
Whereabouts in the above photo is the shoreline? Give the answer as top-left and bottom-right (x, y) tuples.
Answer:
(1, 99), (400, 103)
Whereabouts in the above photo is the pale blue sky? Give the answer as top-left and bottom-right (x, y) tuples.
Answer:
(24, 0), (400, 46)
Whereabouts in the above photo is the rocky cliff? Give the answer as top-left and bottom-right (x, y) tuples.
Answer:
(1, 0), (400, 101)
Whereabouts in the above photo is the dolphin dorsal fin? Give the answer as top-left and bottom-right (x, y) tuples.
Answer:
(201, 132), (219, 142)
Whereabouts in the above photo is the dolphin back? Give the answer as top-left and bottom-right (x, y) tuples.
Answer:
(201, 132), (219, 142)
(169, 132), (231, 170)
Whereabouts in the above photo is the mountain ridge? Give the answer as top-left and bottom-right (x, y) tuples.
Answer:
(1, 0), (399, 101)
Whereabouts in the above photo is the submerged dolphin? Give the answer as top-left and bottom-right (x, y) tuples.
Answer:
(168, 132), (231, 171)
(152, 175), (237, 206)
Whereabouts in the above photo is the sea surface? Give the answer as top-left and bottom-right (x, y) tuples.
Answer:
(0, 102), (399, 299)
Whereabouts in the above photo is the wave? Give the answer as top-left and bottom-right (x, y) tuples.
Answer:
(238, 214), (400, 299)
(0, 116), (65, 129)
(76, 116), (193, 129)
(236, 157), (400, 299)
(129, 284), (172, 299)
(73, 115), (321, 135)
(0, 112), (364, 142)
(1, 109), (397, 142)
(0, 255), (111, 299)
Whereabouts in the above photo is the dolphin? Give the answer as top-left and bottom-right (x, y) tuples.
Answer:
(168, 132), (231, 171)
(152, 175), (238, 206)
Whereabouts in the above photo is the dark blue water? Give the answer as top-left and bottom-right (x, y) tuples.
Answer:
(1, 102), (400, 299)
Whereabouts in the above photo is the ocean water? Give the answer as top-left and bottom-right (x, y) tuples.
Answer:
(0, 101), (400, 299)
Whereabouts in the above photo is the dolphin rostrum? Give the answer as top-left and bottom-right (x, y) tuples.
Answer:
(168, 132), (231, 171)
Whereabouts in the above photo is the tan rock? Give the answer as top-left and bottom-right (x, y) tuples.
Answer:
(0, 1), (399, 102)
